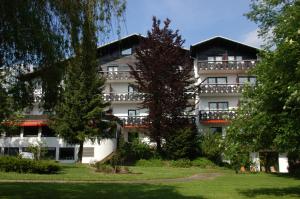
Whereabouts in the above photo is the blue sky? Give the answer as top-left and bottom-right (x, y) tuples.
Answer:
(104, 0), (262, 48)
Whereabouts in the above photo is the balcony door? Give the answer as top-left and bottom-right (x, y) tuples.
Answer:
(128, 110), (137, 117)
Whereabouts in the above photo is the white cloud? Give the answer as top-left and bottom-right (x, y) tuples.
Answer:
(242, 29), (263, 48)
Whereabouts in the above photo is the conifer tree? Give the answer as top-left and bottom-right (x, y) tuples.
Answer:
(51, 1), (125, 162)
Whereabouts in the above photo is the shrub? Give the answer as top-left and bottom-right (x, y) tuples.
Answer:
(94, 161), (130, 173)
(199, 129), (224, 164)
(114, 137), (154, 165)
(170, 159), (192, 168)
(0, 156), (61, 174)
(135, 159), (165, 167)
(94, 162), (114, 173)
(191, 157), (217, 168)
(164, 126), (199, 160)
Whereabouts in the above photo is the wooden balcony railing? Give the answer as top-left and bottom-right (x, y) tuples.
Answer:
(103, 92), (145, 102)
(119, 116), (149, 128)
(118, 115), (196, 128)
(199, 110), (237, 120)
(197, 60), (257, 71)
(100, 70), (137, 81)
(199, 84), (244, 94)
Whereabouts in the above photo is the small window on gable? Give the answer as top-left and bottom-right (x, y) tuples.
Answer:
(107, 66), (118, 72)
(121, 48), (132, 55)
(236, 56), (243, 62)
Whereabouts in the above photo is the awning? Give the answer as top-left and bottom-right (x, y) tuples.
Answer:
(200, 119), (230, 125)
(18, 120), (48, 127)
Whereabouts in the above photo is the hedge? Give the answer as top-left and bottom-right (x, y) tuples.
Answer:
(0, 156), (61, 174)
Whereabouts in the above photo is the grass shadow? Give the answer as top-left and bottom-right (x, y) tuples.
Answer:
(0, 183), (206, 199)
(238, 186), (300, 198)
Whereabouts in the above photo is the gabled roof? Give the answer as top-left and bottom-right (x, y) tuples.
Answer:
(190, 36), (260, 57)
(97, 33), (145, 56)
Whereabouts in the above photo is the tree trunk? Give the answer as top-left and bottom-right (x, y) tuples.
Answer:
(77, 141), (84, 163)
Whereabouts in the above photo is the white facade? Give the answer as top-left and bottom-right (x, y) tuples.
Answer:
(0, 35), (290, 171)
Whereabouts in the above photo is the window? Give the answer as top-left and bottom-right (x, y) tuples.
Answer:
(59, 148), (74, 160)
(209, 102), (229, 110)
(5, 127), (20, 137)
(23, 126), (39, 137)
(83, 147), (94, 157)
(41, 147), (56, 160)
(215, 56), (222, 63)
(4, 147), (19, 156)
(227, 56), (243, 63)
(41, 126), (56, 137)
(207, 77), (227, 84)
(128, 85), (136, 93)
(207, 56), (223, 63)
(121, 48), (132, 55)
(107, 66), (118, 73)
(238, 76), (256, 84)
(236, 56), (243, 62)
(210, 127), (222, 134)
(128, 110), (137, 117)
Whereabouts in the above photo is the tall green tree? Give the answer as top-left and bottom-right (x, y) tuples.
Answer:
(225, 0), (300, 160)
(51, 0), (125, 162)
(130, 17), (194, 154)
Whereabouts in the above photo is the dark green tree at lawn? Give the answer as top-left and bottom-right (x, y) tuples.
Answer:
(225, 0), (300, 164)
(51, 0), (125, 162)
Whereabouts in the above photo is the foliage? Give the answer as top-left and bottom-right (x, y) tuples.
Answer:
(164, 126), (199, 160)
(129, 17), (194, 153)
(50, 1), (125, 162)
(191, 157), (217, 168)
(200, 129), (224, 164)
(112, 137), (154, 165)
(0, 156), (61, 174)
(135, 159), (165, 167)
(170, 159), (192, 168)
(0, 0), (126, 111)
(226, 0), (300, 160)
(94, 162), (130, 174)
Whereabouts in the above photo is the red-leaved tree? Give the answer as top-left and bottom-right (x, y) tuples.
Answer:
(130, 17), (194, 153)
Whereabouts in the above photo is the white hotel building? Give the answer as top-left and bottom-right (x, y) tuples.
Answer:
(0, 34), (289, 172)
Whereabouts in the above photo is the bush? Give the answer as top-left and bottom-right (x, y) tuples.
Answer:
(170, 159), (192, 168)
(94, 161), (130, 173)
(191, 157), (217, 168)
(114, 137), (154, 165)
(135, 159), (165, 167)
(199, 129), (224, 164)
(94, 162), (114, 173)
(0, 156), (61, 174)
(164, 126), (199, 160)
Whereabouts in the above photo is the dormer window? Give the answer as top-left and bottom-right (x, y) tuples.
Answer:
(121, 48), (132, 55)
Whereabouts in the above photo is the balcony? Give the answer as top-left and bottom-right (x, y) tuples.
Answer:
(199, 84), (244, 95)
(118, 115), (196, 128)
(199, 110), (237, 121)
(197, 60), (257, 73)
(103, 92), (145, 103)
(100, 70), (137, 82)
(119, 116), (149, 128)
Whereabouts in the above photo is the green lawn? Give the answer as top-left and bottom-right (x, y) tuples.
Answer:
(0, 165), (299, 199)
(0, 164), (210, 181)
